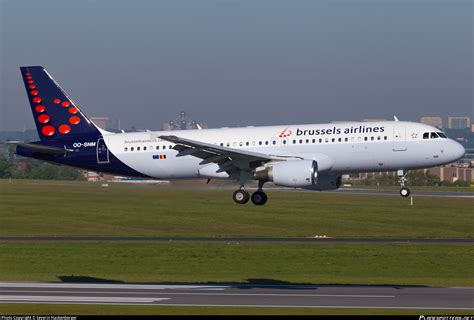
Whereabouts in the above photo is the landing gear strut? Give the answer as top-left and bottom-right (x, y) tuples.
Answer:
(397, 169), (411, 197)
(232, 186), (250, 204)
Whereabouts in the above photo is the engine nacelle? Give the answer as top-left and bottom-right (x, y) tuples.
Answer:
(254, 160), (318, 188)
(303, 174), (342, 191)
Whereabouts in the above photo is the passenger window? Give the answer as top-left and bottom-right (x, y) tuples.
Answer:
(272, 141), (276, 145)
(384, 136), (387, 140)
(293, 140), (296, 144)
(364, 137), (368, 141)
(239, 142), (243, 146)
(131, 147), (134, 151)
(312, 139), (315, 143)
(371, 136), (374, 141)
(265, 141), (269, 145)
(377, 136), (381, 140)
(423, 132), (429, 139)
(258, 141), (262, 145)
(345, 137), (348, 142)
(124, 147), (128, 151)
(246, 142), (249, 146)
(226, 143), (230, 147)
(338, 138), (342, 142)
(325, 138), (329, 143)
(319, 139), (322, 143)
(331, 138), (335, 142)
(283, 140), (287, 144)
(169, 145), (173, 149)
(143, 146), (147, 151)
(156, 146), (159, 150)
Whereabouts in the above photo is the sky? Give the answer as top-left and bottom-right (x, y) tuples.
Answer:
(0, 0), (472, 131)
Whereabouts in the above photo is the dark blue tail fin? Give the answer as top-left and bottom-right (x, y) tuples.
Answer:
(20, 66), (103, 141)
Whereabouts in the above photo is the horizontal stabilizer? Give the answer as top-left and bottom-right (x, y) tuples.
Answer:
(9, 142), (67, 155)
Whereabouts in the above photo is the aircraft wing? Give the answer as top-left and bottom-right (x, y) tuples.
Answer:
(159, 135), (295, 174)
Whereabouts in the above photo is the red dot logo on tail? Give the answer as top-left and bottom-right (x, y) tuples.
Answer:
(38, 114), (50, 124)
(35, 105), (45, 113)
(61, 101), (70, 107)
(53, 99), (61, 104)
(58, 124), (71, 134)
(32, 97), (42, 103)
(41, 125), (55, 136)
(69, 116), (81, 125)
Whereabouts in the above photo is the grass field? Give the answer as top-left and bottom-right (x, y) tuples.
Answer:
(0, 179), (472, 238)
(0, 242), (472, 286)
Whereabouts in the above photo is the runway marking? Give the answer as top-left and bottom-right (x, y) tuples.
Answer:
(0, 295), (170, 303)
(0, 282), (227, 290)
(1, 301), (472, 310)
(0, 290), (395, 298)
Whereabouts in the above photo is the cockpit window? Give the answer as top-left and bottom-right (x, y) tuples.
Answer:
(430, 132), (439, 139)
(438, 132), (447, 138)
(423, 132), (429, 139)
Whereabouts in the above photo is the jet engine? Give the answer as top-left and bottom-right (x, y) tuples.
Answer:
(253, 160), (318, 188)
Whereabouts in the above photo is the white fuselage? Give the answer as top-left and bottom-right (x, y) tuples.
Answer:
(101, 121), (465, 180)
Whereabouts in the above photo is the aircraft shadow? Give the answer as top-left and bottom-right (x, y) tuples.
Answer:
(57, 276), (430, 289)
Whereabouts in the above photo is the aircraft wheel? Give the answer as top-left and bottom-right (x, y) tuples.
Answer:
(251, 191), (268, 206)
(233, 189), (250, 204)
(400, 187), (410, 197)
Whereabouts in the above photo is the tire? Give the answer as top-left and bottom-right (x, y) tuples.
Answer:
(233, 189), (250, 204)
(400, 187), (410, 197)
(251, 191), (268, 206)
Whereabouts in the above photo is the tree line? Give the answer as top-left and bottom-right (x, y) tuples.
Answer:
(0, 156), (85, 181)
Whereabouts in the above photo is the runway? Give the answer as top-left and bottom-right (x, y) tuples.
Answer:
(0, 237), (472, 243)
(264, 187), (474, 198)
(1, 282), (473, 310)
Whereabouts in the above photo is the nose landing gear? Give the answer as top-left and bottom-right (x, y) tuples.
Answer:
(397, 169), (411, 197)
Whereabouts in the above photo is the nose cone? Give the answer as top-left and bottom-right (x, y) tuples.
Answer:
(449, 140), (465, 162)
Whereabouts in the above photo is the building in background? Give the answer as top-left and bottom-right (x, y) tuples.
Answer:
(420, 116), (443, 129)
(448, 116), (470, 129)
(91, 117), (120, 132)
(163, 111), (207, 131)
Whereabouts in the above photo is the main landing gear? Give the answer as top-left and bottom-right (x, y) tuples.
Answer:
(233, 181), (268, 206)
(397, 169), (411, 197)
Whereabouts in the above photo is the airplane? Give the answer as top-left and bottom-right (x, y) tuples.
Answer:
(12, 66), (466, 205)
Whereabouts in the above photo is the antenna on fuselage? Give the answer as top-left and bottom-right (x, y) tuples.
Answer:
(393, 115), (400, 121)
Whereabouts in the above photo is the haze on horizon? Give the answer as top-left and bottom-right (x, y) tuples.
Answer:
(0, 0), (472, 132)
